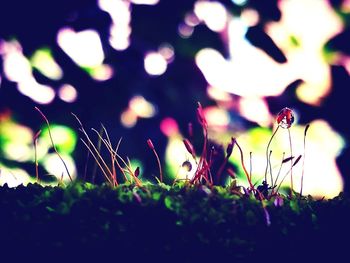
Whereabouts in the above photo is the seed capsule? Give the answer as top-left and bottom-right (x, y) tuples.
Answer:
(147, 139), (155, 150)
(277, 107), (294, 129)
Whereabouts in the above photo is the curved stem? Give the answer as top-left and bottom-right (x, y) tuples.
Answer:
(273, 152), (285, 190)
(300, 124), (310, 197)
(264, 126), (279, 183)
(36, 107), (72, 182)
(235, 140), (254, 190)
(152, 148), (163, 183)
(288, 129), (293, 198)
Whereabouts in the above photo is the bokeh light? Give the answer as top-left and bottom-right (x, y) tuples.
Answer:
(89, 64), (114, 81)
(165, 136), (198, 181)
(58, 84), (78, 103)
(121, 109), (138, 128)
(158, 43), (175, 62)
(194, 1), (228, 32)
(231, 0), (247, 6)
(239, 97), (271, 127)
(129, 95), (156, 118)
(17, 78), (55, 104)
(40, 125), (77, 154)
(178, 23), (194, 38)
(160, 117), (179, 137)
(203, 106), (230, 131)
(0, 0), (349, 197)
(229, 120), (345, 198)
(1, 40), (32, 83)
(30, 48), (63, 80)
(144, 52), (168, 76)
(131, 0), (159, 5)
(57, 28), (104, 68)
(0, 120), (33, 162)
(99, 0), (131, 51)
(265, 0), (343, 105)
(0, 166), (33, 188)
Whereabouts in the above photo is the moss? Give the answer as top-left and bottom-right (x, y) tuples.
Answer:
(0, 181), (349, 261)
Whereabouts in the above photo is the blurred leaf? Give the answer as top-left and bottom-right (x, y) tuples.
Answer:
(41, 125), (77, 154)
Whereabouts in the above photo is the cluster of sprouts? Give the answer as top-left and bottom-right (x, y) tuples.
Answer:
(34, 104), (309, 201)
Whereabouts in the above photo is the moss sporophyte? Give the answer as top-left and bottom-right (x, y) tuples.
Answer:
(32, 104), (309, 205)
(0, 103), (312, 236)
(3, 106), (346, 261)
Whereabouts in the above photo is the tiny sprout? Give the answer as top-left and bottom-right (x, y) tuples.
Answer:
(277, 107), (294, 129)
(147, 138), (163, 182)
(147, 139), (155, 150)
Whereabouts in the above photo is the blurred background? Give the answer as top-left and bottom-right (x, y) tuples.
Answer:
(0, 0), (349, 198)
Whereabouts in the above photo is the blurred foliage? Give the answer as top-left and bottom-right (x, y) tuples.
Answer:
(0, 0), (350, 194)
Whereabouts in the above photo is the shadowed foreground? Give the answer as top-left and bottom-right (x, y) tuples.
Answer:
(0, 182), (349, 262)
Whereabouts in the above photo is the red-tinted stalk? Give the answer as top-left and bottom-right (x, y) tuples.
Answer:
(147, 139), (163, 183)
(35, 107), (72, 182)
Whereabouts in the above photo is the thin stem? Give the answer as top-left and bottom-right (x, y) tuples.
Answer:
(264, 126), (280, 182)
(268, 150), (273, 186)
(93, 134), (128, 182)
(104, 144), (142, 186)
(35, 107), (72, 182)
(275, 155), (301, 194)
(249, 152), (252, 182)
(147, 139), (163, 183)
(300, 124), (310, 197)
(80, 138), (113, 185)
(81, 127), (113, 179)
(152, 148), (163, 183)
(33, 130), (41, 183)
(101, 125), (118, 186)
(216, 158), (228, 182)
(59, 173), (64, 186)
(83, 140), (90, 182)
(92, 127), (116, 186)
(196, 128), (208, 183)
(288, 129), (293, 198)
(208, 147), (215, 185)
(234, 139), (254, 190)
(273, 152), (285, 189)
(72, 113), (114, 183)
(114, 138), (129, 182)
(92, 127), (103, 184)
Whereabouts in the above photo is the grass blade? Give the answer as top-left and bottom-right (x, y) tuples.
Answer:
(35, 107), (72, 182)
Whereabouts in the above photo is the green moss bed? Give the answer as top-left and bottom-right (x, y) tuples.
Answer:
(1, 182), (349, 262)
